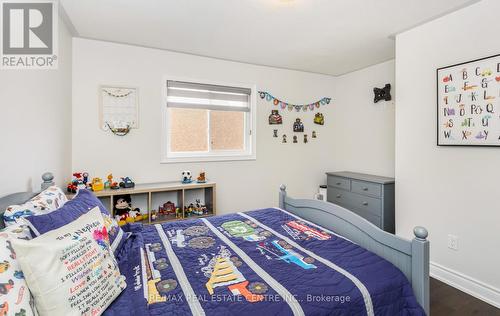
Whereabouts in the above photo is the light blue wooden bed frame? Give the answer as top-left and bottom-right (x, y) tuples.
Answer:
(279, 185), (429, 314)
(0, 177), (429, 314)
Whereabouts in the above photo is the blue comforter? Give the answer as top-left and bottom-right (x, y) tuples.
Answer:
(105, 208), (425, 316)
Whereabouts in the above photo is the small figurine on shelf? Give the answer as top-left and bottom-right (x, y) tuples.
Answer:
(194, 199), (208, 215)
(175, 208), (182, 219)
(119, 177), (135, 188)
(113, 194), (143, 225)
(104, 175), (111, 189)
(151, 210), (158, 221)
(91, 177), (104, 192)
(82, 172), (89, 186)
(67, 173), (87, 193)
(197, 171), (206, 183)
(159, 201), (176, 215)
(293, 135), (298, 143)
(105, 173), (120, 190)
(184, 203), (195, 217)
(181, 171), (192, 184)
(312, 131), (317, 138)
(303, 134), (308, 143)
(282, 134), (287, 143)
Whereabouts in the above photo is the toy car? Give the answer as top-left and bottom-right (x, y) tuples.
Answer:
(119, 177), (135, 188)
(91, 178), (104, 192)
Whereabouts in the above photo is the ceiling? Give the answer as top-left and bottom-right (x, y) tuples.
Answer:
(60, 0), (480, 76)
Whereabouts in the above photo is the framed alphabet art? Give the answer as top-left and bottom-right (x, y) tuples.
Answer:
(437, 54), (500, 147)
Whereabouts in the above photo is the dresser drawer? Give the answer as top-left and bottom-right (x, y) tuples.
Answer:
(352, 208), (381, 227)
(327, 187), (350, 206)
(327, 188), (382, 227)
(328, 188), (382, 217)
(348, 192), (382, 217)
(327, 176), (350, 191)
(351, 180), (382, 198)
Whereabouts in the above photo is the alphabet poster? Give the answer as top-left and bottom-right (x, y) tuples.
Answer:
(437, 54), (500, 146)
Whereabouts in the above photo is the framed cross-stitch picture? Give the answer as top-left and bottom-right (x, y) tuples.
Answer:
(437, 53), (500, 146)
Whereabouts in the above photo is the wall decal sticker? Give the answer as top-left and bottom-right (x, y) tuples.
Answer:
(373, 84), (391, 103)
(258, 91), (331, 112)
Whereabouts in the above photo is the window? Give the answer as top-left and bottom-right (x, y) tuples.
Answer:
(162, 79), (256, 162)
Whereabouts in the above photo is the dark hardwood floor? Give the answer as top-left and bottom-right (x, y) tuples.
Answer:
(431, 278), (500, 315)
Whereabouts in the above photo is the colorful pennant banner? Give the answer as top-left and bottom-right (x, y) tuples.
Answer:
(258, 91), (331, 112)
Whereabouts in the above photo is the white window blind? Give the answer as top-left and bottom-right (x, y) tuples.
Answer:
(166, 80), (251, 112)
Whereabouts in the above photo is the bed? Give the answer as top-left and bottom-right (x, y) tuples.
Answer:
(0, 184), (429, 316)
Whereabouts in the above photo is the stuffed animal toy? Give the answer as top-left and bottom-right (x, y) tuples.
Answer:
(113, 194), (144, 225)
(181, 170), (192, 183)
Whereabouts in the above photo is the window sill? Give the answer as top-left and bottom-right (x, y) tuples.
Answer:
(161, 154), (256, 164)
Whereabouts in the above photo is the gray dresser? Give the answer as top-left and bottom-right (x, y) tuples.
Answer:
(326, 171), (395, 233)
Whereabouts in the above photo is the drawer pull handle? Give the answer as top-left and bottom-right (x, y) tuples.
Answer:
(336, 195), (342, 198)
(336, 182), (341, 185)
(362, 202), (368, 206)
(363, 187), (369, 191)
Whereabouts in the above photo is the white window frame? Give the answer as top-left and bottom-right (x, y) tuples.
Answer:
(161, 76), (257, 163)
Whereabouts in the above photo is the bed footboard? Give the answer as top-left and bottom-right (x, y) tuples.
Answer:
(279, 185), (429, 314)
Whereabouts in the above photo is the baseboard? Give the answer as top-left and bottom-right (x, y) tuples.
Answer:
(430, 261), (500, 309)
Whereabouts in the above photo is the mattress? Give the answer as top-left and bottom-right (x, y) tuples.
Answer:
(105, 208), (425, 316)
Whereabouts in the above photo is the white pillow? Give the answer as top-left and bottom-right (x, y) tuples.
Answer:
(11, 207), (126, 316)
(3, 186), (68, 226)
(0, 224), (37, 316)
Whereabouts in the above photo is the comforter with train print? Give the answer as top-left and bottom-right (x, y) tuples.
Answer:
(105, 208), (425, 316)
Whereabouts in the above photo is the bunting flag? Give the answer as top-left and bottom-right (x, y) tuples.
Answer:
(258, 91), (331, 112)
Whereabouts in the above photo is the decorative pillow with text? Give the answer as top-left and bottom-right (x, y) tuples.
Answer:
(11, 207), (126, 316)
(22, 189), (125, 254)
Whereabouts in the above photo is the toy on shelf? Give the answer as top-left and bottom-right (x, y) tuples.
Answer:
(181, 171), (193, 184)
(175, 208), (182, 219)
(105, 174), (120, 190)
(194, 199), (208, 215)
(119, 177), (135, 189)
(104, 175), (111, 189)
(91, 177), (104, 192)
(197, 171), (206, 183)
(184, 200), (208, 217)
(159, 201), (176, 216)
(113, 194), (145, 225)
(184, 203), (195, 217)
(82, 172), (89, 186)
(67, 172), (87, 193)
(151, 210), (158, 221)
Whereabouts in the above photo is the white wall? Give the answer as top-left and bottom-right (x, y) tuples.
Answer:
(0, 18), (72, 196)
(72, 38), (395, 214)
(333, 60), (395, 177)
(395, 0), (500, 307)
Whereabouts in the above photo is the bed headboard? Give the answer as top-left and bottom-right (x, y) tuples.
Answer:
(0, 173), (55, 229)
